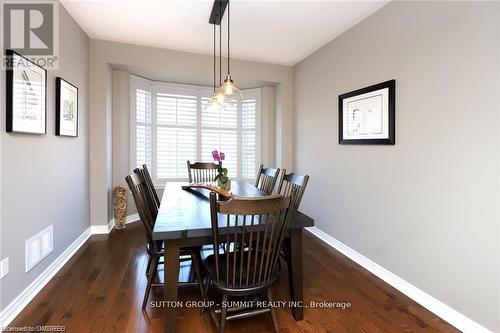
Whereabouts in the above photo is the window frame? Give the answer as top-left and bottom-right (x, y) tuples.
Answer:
(130, 75), (261, 188)
(129, 75), (153, 178)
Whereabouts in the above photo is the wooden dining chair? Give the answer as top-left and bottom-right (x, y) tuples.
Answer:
(276, 170), (309, 286)
(133, 166), (160, 224)
(125, 173), (205, 309)
(187, 160), (222, 183)
(202, 191), (296, 333)
(254, 164), (280, 194)
(133, 165), (161, 277)
(277, 171), (310, 210)
(134, 164), (160, 209)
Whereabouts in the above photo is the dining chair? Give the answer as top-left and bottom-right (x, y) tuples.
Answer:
(202, 191), (296, 333)
(187, 160), (222, 184)
(277, 171), (310, 209)
(276, 170), (309, 287)
(133, 165), (162, 277)
(125, 173), (205, 309)
(134, 164), (160, 210)
(254, 164), (280, 194)
(133, 166), (159, 228)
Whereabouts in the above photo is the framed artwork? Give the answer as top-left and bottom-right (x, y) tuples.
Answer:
(6, 49), (47, 134)
(339, 80), (395, 145)
(55, 77), (78, 137)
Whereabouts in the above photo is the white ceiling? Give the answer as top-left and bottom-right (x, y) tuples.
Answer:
(61, 0), (388, 66)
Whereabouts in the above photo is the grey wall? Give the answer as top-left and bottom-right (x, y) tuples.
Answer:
(90, 41), (293, 224)
(0, 6), (89, 310)
(294, 1), (499, 331)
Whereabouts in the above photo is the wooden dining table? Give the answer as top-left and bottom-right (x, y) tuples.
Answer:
(153, 181), (314, 333)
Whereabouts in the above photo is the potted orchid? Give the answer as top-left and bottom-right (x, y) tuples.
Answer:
(212, 150), (230, 190)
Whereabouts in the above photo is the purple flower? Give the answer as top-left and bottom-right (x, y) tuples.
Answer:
(212, 150), (220, 161)
(219, 152), (225, 161)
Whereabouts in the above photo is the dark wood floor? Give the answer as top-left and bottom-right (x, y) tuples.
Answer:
(10, 222), (459, 333)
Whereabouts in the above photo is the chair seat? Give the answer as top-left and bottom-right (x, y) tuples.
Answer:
(204, 252), (278, 293)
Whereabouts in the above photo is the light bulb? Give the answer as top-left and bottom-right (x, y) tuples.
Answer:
(224, 83), (233, 95)
(221, 74), (243, 102)
(216, 92), (226, 104)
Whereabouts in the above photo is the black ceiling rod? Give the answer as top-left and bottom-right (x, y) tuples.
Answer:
(219, 8), (222, 86)
(209, 0), (228, 25)
(227, 0), (230, 75)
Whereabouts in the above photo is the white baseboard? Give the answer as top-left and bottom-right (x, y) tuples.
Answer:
(125, 213), (140, 225)
(90, 213), (140, 235)
(306, 227), (492, 333)
(0, 227), (91, 328)
(89, 219), (114, 234)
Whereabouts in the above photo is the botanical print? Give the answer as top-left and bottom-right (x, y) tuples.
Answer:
(60, 83), (77, 135)
(342, 87), (389, 141)
(12, 66), (45, 133)
(346, 94), (383, 136)
(56, 78), (78, 137)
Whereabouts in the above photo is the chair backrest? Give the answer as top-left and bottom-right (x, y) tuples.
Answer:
(209, 191), (295, 291)
(134, 164), (160, 211)
(125, 173), (159, 251)
(277, 170), (310, 210)
(187, 160), (221, 184)
(254, 164), (280, 194)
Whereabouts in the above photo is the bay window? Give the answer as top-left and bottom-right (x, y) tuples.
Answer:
(131, 76), (260, 185)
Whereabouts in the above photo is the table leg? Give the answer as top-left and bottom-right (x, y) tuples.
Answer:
(164, 239), (180, 333)
(288, 228), (304, 320)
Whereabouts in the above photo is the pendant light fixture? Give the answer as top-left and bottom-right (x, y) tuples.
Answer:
(219, 0), (243, 102)
(214, 12), (230, 105)
(205, 13), (225, 112)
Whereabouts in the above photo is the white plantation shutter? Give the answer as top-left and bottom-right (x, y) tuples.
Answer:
(135, 88), (152, 168)
(157, 127), (196, 178)
(157, 93), (197, 126)
(131, 77), (260, 184)
(241, 95), (257, 180)
(201, 129), (238, 177)
(156, 92), (198, 178)
(201, 98), (238, 177)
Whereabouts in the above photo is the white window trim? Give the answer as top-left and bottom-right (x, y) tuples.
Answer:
(130, 75), (262, 188)
(129, 75), (153, 177)
(241, 88), (261, 182)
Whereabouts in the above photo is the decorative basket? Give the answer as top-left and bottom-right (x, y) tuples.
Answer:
(113, 185), (128, 229)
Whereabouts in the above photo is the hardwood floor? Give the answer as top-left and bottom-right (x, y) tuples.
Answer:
(9, 222), (459, 333)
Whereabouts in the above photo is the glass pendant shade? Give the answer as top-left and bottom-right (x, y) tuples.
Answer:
(210, 86), (231, 106)
(204, 94), (225, 112)
(221, 74), (242, 102)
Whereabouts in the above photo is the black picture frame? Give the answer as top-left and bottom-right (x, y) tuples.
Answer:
(6, 49), (47, 134)
(339, 79), (395, 145)
(55, 77), (79, 137)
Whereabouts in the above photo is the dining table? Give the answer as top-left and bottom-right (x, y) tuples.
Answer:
(153, 180), (314, 333)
